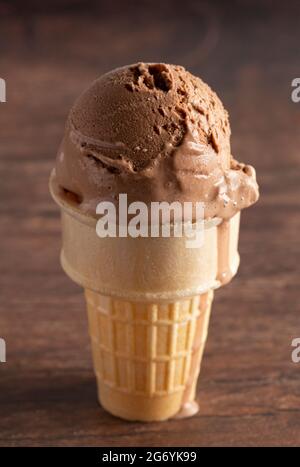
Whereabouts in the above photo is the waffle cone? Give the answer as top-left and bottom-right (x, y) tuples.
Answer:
(85, 289), (213, 421)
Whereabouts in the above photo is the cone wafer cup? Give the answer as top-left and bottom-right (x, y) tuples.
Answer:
(50, 171), (240, 421)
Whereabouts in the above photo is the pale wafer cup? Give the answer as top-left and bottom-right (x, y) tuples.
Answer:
(50, 172), (240, 302)
(85, 290), (213, 421)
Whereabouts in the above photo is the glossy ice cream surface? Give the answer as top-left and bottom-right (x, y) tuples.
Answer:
(54, 63), (259, 219)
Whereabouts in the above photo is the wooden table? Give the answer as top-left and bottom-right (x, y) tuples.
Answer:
(1, 0), (300, 447)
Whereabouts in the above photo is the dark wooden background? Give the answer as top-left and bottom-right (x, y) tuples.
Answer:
(1, 0), (300, 447)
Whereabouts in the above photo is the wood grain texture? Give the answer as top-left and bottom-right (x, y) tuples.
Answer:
(1, 0), (300, 447)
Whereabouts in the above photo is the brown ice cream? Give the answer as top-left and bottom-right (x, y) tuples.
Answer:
(54, 62), (259, 220)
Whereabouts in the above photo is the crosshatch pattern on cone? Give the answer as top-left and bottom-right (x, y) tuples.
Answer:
(86, 290), (213, 397)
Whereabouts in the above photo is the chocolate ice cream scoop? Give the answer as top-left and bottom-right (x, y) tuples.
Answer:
(54, 62), (259, 219)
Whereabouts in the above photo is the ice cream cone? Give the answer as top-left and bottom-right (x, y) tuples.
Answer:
(85, 289), (213, 421)
(49, 63), (259, 422)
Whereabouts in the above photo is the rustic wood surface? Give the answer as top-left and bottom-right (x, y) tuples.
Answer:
(1, 0), (300, 447)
